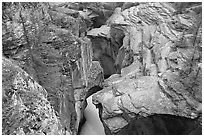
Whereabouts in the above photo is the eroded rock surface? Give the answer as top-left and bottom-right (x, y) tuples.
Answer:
(93, 62), (201, 134)
(2, 2), (202, 135)
(92, 2), (202, 135)
(2, 57), (63, 135)
(2, 2), (105, 134)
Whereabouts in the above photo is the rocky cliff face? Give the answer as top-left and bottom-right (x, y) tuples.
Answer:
(2, 2), (105, 135)
(92, 2), (202, 135)
(2, 2), (202, 135)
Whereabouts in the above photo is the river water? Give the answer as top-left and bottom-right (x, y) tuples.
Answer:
(80, 95), (105, 135)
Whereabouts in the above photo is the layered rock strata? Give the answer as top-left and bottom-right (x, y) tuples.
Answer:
(92, 2), (202, 134)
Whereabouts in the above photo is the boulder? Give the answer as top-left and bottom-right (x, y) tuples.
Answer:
(93, 62), (201, 134)
(87, 25), (111, 38)
(2, 57), (63, 135)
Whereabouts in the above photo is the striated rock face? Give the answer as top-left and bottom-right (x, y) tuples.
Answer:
(2, 2), (105, 134)
(92, 2), (202, 135)
(74, 60), (104, 133)
(2, 57), (63, 135)
(32, 28), (80, 134)
(2, 2), (202, 135)
(28, 5), (91, 134)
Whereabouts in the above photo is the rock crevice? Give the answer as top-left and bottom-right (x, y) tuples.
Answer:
(2, 2), (202, 135)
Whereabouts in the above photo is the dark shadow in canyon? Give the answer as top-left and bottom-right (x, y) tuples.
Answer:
(94, 109), (202, 135)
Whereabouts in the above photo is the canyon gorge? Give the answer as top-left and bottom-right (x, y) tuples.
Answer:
(2, 2), (202, 135)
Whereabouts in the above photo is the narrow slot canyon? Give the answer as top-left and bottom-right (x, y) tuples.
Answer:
(2, 2), (202, 135)
(78, 34), (122, 134)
